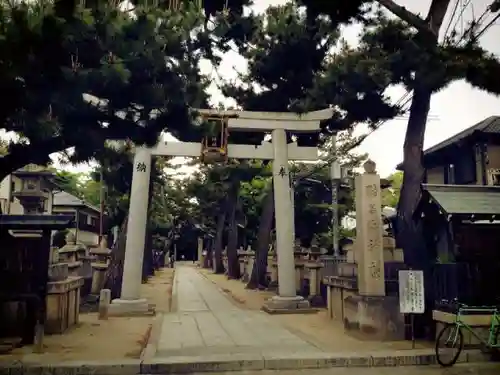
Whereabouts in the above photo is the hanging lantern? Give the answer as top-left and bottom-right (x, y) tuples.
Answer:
(201, 114), (229, 164)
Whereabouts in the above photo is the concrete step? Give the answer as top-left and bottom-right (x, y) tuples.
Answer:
(174, 364), (500, 375)
(143, 349), (488, 373)
(0, 349), (490, 374)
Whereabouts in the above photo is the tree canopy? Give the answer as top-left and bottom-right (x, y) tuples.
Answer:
(296, 0), (500, 269)
(3, 0), (500, 284)
(0, 1), (216, 182)
(220, 2), (400, 147)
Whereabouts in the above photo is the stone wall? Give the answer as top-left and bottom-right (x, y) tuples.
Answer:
(58, 236), (93, 296)
(89, 241), (112, 295)
(45, 232), (87, 334)
(219, 245), (325, 307)
(323, 234), (407, 341)
(44, 235), (112, 335)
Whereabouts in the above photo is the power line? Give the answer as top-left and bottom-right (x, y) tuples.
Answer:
(473, 11), (500, 39)
(454, 0), (500, 44)
(443, 0), (462, 39)
(396, 0), (479, 114)
(383, 0), (498, 124)
(461, 0), (465, 33)
(448, 0), (473, 40)
(211, 2), (497, 184)
(293, 0), (495, 183)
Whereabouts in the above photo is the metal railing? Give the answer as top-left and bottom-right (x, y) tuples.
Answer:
(320, 255), (346, 278)
(319, 256), (407, 297)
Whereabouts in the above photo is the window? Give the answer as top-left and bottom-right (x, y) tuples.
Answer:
(86, 215), (98, 226)
(443, 149), (477, 185)
(444, 164), (455, 184)
(79, 213), (88, 227)
(454, 150), (476, 184)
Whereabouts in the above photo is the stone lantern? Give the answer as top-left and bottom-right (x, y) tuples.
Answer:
(12, 164), (54, 214)
(309, 237), (322, 262)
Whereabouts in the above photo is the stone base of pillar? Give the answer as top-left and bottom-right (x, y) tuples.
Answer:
(343, 295), (404, 341)
(267, 280), (278, 291)
(108, 298), (154, 317)
(261, 295), (317, 315)
(307, 294), (324, 307)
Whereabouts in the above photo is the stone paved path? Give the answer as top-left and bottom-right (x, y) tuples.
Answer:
(150, 265), (490, 373)
(155, 265), (322, 357)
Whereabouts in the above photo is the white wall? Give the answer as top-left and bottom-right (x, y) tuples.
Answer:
(71, 228), (99, 246)
(53, 207), (100, 246)
(0, 175), (11, 213)
(343, 206), (397, 231)
(342, 213), (356, 230)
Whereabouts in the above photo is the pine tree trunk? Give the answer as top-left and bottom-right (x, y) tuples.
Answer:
(396, 84), (431, 268)
(394, 1), (450, 338)
(213, 204), (227, 274)
(226, 186), (240, 279)
(104, 215), (129, 299)
(247, 183), (274, 289)
(396, 83), (436, 339)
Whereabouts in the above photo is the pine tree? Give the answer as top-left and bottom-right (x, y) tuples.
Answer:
(218, 3), (396, 285)
(295, 0), (500, 270)
(0, 1), (210, 181)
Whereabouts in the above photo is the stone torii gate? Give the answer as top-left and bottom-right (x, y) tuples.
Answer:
(109, 108), (334, 315)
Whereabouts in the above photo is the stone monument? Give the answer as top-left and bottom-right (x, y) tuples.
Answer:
(341, 160), (404, 340)
(354, 159), (385, 296)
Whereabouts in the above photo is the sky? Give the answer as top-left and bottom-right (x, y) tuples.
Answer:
(58, 0), (500, 178)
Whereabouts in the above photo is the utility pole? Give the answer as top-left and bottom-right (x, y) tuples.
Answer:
(330, 161), (342, 256)
(99, 167), (104, 246)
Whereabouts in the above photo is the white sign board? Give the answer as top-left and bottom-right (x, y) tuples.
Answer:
(399, 270), (425, 314)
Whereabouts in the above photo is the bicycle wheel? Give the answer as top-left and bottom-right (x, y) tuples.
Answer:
(490, 325), (500, 360)
(435, 323), (464, 367)
(492, 325), (500, 346)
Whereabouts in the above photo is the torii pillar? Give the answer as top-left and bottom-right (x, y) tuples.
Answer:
(108, 108), (333, 315)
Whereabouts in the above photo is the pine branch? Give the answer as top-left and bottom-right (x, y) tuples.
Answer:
(0, 136), (70, 178)
(425, 0), (452, 35)
(375, 0), (432, 34)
